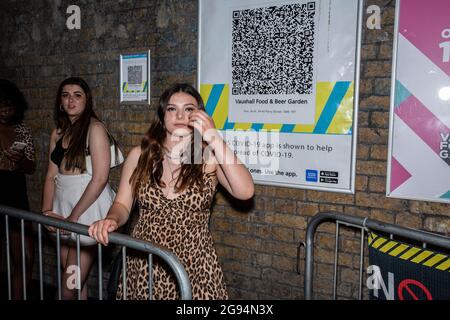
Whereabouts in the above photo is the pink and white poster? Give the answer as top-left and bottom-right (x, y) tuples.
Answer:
(387, 0), (450, 203)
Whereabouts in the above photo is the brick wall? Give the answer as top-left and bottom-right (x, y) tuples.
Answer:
(0, 0), (448, 300)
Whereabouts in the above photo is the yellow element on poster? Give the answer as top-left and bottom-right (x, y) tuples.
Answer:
(200, 82), (353, 134)
(262, 124), (283, 131)
(234, 123), (253, 130)
(327, 83), (354, 134)
(292, 81), (333, 133)
(315, 82), (333, 122)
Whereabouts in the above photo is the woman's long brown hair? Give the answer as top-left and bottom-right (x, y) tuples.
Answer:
(130, 83), (206, 195)
(54, 77), (99, 172)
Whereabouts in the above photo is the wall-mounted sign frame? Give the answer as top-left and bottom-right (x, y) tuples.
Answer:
(120, 50), (150, 104)
(387, 0), (450, 203)
(198, 0), (363, 193)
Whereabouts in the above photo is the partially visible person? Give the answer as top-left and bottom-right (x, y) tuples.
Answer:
(0, 79), (36, 300)
(89, 83), (254, 299)
(41, 77), (116, 299)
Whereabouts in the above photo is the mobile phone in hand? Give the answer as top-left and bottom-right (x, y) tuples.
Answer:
(11, 141), (27, 152)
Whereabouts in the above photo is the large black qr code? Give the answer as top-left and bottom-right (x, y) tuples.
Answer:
(231, 2), (316, 96)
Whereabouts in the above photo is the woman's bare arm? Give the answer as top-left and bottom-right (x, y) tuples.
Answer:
(88, 146), (141, 245)
(41, 129), (59, 213)
(67, 122), (111, 222)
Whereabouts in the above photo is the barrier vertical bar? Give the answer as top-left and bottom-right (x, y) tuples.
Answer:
(56, 229), (62, 300)
(148, 254), (153, 300)
(38, 223), (44, 300)
(21, 219), (27, 300)
(76, 234), (81, 300)
(122, 246), (127, 300)
(98, 243), (103, 300)
(358, 228), (365, 300)
(5, 215), (12, 300)
(332, 222), (340, 300)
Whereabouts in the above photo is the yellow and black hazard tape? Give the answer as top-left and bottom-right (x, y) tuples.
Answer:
(368, 232), (450, 272)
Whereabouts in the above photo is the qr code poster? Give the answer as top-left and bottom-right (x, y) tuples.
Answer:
(199, 0), (361, 193)
(120, 52), (150, 104)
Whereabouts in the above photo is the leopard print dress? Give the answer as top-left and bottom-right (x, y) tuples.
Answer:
(116, 171), (229, 300)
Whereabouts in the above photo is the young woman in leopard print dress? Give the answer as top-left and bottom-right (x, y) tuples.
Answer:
(89, 83), (254, 299)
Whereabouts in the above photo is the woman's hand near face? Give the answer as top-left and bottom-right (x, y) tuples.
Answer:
(188, 110), (220, 143)
(188, 111), (255, 201)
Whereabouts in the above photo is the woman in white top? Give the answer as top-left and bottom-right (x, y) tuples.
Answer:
(42, 77), (115, 299)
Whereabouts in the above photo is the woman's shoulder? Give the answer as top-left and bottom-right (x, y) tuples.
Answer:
(15, 122), (31, 133)
(121, 146), (142, 169)
(89, 119), (108, 133)
(87, 120), (110, 143)
(14, 122), (34, 141)
(128, 146), (142, 159)
(51, 128), (62, 140)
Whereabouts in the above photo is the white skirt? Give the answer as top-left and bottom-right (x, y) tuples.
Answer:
(52, 173), (115, 246)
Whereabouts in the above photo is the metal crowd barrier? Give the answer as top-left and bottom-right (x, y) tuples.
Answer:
(0, 205), (192, 300)
(302, 212), (450, 300)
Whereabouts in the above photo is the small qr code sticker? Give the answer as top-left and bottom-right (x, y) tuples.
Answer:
(127, 65), (143, 84)
(231, 2), (316, 96)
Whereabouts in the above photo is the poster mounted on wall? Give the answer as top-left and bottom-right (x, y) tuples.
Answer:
(198, 0), (363, 193)
(387, 0), (450, 203)
(120, 51), (150, 104)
